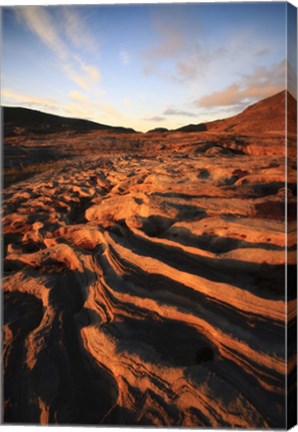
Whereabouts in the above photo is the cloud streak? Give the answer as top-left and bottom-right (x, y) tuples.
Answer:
(120, 50), (130, 66)
(2, 88), (59, 112)
(15, 6), (100, 90)
(196, 60), (285, 109)
(61, 7), (96, 51)
(67, 88), (123, 122)
(145, 116), (165, 122)
(142, 13), (280, 88)
(15, 6), (68, 59)
(163, 107), (196, 117)
(143, 14), (187, 76)
(254, 48), (270, 57)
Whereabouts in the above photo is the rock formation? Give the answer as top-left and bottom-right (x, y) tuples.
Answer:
(2, 91), (296, 427)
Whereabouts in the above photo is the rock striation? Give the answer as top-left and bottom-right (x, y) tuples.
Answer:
(3, 146), (296, 426)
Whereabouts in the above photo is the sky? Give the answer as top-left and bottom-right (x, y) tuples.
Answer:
(1, 2), (295, 132)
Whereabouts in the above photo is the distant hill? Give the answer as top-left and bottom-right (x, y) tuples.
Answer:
(4, 91), (296, 138)
(148, 127), (169, 133)
(175, 123), (207, 133)
(174, 90), (296, 136)
(207, 90), (296, 135)
(3, 106), (136, 136)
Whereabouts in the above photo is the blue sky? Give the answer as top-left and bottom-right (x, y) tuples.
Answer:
(1, 3), (292, 131)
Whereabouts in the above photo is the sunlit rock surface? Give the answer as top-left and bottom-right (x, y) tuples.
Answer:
(3, 91), (296, 427)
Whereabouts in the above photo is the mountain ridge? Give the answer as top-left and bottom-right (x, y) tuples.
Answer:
(173, 90), (296, 135)
(3, 106), (136, 136)
(3, 90), (296, 137)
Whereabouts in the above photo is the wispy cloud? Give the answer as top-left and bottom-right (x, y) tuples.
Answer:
(142, 14), (229, 82)
(2, 85), (123, 126)
(64, 58), (100, 90)
(61, 7), (96, 51)
(143, 12), (191, 78)
(66, 60), (100, 91)
(143, 14), (278, 88)
(2, 88), (59, 110)
(67, 89), (122, 122)
(145, 116), (165, 122)
(163, 107), (196, 117)
(120, 50), (130, 66)
(175, 46), (228, 82)
(15, 6), (100, 90)
(124, 98), (132, 108)
(254, 48), (270, 57)
(15, 6), (68, 59)
(196, 60), (285, 108)
(144, 32), (182, 75)
(68, 90), (88, 102)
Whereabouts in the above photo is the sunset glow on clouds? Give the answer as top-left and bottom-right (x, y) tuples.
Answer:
(1, 3), (293, 131)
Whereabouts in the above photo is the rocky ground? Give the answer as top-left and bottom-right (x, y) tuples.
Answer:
(2, 91), (297, 427)
(3, 148), (296, 427)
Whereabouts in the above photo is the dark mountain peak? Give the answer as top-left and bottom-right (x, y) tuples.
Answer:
(175, 90), (296, 136)
(3, 106), (136, 136)
(175, 123), (207, 133)
(147, 127), (169, 133)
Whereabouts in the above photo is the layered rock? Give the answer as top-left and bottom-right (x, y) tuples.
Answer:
(3, 149), (295, 427)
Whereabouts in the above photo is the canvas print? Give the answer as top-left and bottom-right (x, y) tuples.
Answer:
(1, 2), (297, 428)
